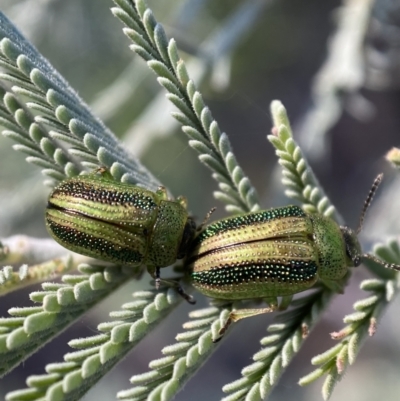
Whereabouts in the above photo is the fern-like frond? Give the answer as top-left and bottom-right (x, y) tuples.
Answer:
(222, 288), (334, 401)
(117, 303), (230, 400)
(0, 11), (159, 190)
(268, 100), (341, 221)
(299, 239), (400, 400)
(0, 235), (70, 265)
(111, 0), (259, 214)
(0, 256), (75, 297)
(0, 264), (28, 285)
(6, 288), (182, 401)
(0, 2), (398, 400)
(0, 263), (136, 378)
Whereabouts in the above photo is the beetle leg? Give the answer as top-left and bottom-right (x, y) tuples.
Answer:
(152, 267), (195, 304)
(175, 283), (196, 305)
(93, 166), (114, 180)
(155, 267), (161, 290)
(278, 295), (293, 310)
(214, 306), (277, 342)
(159, 278), (196, 305)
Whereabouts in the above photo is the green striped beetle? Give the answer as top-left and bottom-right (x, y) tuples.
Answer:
(46, 171), (400, 341)
(186, 174), (400, 340)
(45, 169), (196, 301)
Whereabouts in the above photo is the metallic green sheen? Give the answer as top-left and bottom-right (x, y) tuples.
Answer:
(191, 259), (319, 298)
(308, 213), (356, 279)
(46, 172), (195, 276)
(187, 205), (361, 300)
(193, 205), (306, 244)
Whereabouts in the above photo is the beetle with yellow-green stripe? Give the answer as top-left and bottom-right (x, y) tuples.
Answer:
(45, 171), (400, 341)
(186, 174), (400, 340)
(45, 169), (196, 302)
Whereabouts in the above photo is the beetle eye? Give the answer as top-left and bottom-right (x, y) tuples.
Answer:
(346, 242), (361, 267)
(341, 226), (362, 267)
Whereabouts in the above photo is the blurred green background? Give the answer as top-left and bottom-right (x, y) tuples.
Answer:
(1, 0), (400, 400)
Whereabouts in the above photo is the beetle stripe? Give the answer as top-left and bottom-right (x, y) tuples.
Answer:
(191, 258), (318, 299)
(189, 207), (313, 263)
(49, 176), (159, 225)
(46, 210), (144, 266)
(190, 237), (318, 299)
(192, 260), (318, 286)
(193, 237), (314, 264)
(195, 205), (306, 243)
(53, 179), (158, 208)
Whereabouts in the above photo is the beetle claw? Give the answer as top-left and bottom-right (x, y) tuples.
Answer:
(213, 318), (232, 342)
(155, 267), (161, 290)
(175, 284), (196, 304)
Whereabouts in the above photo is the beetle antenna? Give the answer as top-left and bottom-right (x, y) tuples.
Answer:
(357, 173), (383, 234)
(359, 174), (400, 271)
(362, 253), (400, 272)
(197, 207), (217, 232)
